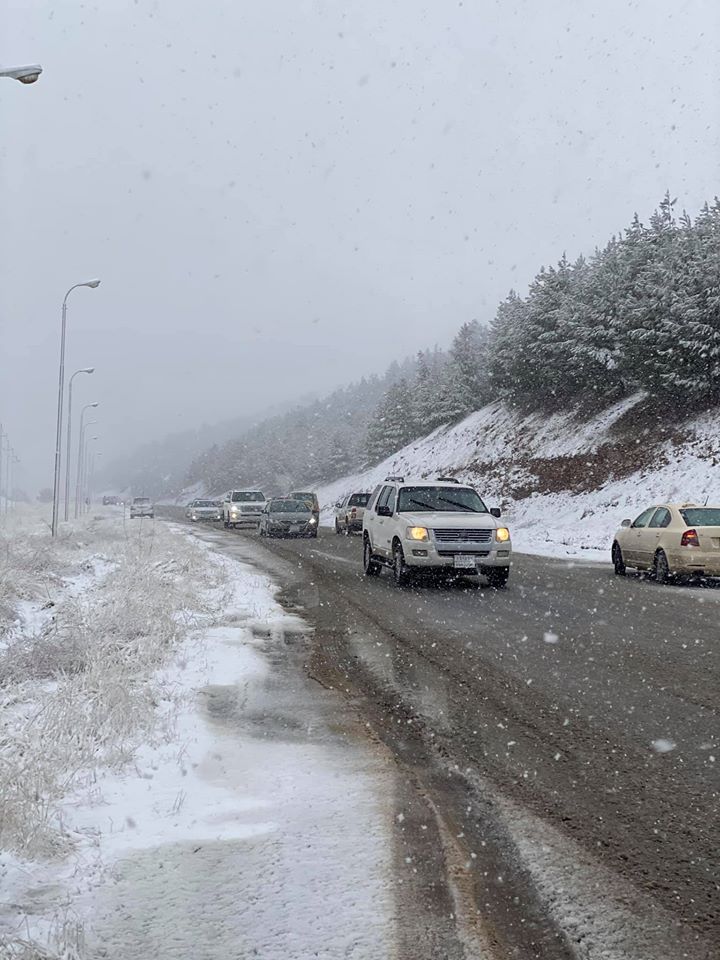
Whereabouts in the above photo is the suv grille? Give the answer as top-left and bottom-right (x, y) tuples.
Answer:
(432, 528), (493, 543)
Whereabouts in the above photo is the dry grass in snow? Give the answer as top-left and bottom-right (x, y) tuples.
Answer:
(0, 510), (227, 890)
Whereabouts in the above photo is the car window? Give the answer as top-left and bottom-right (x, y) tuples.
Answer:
(631, 507), (657, 528)
(680, 508), (720, 526)
(376, 486), (391, 512)
(385, 487), (397, 514)
(648, 507), (671, 528)
(348, 493), (370, 507)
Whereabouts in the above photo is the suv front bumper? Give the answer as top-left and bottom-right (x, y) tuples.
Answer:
(402, 537), (511, 572)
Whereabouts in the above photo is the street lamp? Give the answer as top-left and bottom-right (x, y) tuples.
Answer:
(88, 451), (102, 509)
(82, 436), (98, 513)
(75, 408), (98, 518)
(0, 64), (43, 84)
(65, 367), (94, 521)
(51, 279), (100, 536)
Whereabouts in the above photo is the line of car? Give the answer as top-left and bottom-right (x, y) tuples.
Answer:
(186, 488), (720, 589)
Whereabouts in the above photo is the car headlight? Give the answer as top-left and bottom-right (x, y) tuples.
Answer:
(407, 526), (429, 541)
(495, 527), (510, 542)
(309, 517), (317, 525)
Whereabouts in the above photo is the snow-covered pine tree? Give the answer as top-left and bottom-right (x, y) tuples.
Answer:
(449, 320), (490, 416)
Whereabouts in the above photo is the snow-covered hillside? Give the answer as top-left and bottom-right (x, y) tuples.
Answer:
(317, 394), (720, 561)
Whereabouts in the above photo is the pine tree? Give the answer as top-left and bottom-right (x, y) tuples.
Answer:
(449, 320), (490, 416)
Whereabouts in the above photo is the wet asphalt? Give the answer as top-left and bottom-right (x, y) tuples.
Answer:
(175, 515), (719, 959)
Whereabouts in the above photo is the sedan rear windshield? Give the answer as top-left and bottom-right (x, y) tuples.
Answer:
(397, 486), (488, 513)
(680, 508), (720, 527)
(348, 493), (370, 507)
(269, 500), (310, 513)
(231, 491), (264, 502)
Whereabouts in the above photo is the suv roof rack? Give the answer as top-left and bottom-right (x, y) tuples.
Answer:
(436, 476), (460, 483)
(384, 475), (405, 483)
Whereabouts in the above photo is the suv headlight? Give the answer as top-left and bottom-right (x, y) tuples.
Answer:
(407, 526), (429, 541)
(495, 527), (510, 542)
(309, 517), (317, 525)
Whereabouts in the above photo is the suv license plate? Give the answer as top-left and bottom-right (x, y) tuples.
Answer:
(453, 555), (476, 569)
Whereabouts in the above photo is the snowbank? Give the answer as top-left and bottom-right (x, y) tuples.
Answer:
(316, 395), (720, 560)
(0, 514), (394, 958)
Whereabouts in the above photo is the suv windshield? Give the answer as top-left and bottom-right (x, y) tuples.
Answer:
(231, 491), (264, 502)
(291, 492), (315, 502)
(680, 508), (720, 526)
(397, 486), (488, 514)
(195, 500), (214, 507)
(270, 500), (310, 513)
(348, 493), (370, 507)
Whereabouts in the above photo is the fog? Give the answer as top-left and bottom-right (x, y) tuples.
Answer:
(2, 0), (718, 493)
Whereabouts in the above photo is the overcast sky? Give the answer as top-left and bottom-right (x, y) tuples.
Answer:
(2, 0), (719, 492)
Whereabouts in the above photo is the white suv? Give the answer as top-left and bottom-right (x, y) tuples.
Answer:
(222, 489), (266, 528)
(362, 477), (511, 587)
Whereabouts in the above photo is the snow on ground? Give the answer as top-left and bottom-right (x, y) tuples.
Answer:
(0, 513), (395, 959)
(316, 395), (720, 562)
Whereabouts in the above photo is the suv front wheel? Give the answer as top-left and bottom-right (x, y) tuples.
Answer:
(393, 542), (411, 587)
(363, 537), (381, 577)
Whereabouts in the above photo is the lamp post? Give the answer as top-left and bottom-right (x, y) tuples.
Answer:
(88, 452), (102, 509)
(0, 64), (43, 84)
(2, 437), (9, 517)
(82, 436), (98, 513)
(65, 367), (94, 521)
(75, 410), (97, 518)
(51, 280), (100, 537)
(4, 444), (13, 517)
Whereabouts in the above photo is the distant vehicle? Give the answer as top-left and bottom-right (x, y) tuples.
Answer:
(222, 489), (266, 528)
(185, 498), (221, 522)
(612, 503), (720, 582)
(362, 477), (511, 587)
(130, 496), (154, 519)
(287, 490), (320, 526)
(259, 498), (318, 538)
(334, 492), (371, 535)
(102, 495), (122, 506)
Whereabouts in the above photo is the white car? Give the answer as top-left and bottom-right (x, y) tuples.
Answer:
(334, 492), (371, 534)
(612, 502), (720, 581)
(222, 489), (266, 528)
(362, 477), (511, 587)
(129, 496), (154, 519)
(185, 499), (221, 522)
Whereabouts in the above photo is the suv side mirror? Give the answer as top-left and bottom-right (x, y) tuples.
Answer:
(489, 507), (501, 518)
(377, 504), (393, 517)
(621, 518), (631, 528)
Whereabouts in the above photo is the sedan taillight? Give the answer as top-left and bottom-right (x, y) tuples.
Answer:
(681, 529), (700, 547)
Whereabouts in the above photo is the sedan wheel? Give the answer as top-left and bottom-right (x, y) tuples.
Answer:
(611, 542), (626, 576)
(654, 549), (671, 584)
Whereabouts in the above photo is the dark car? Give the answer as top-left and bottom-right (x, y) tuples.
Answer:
(259, 498), (318, 538)
(288, 490), (320, 526)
